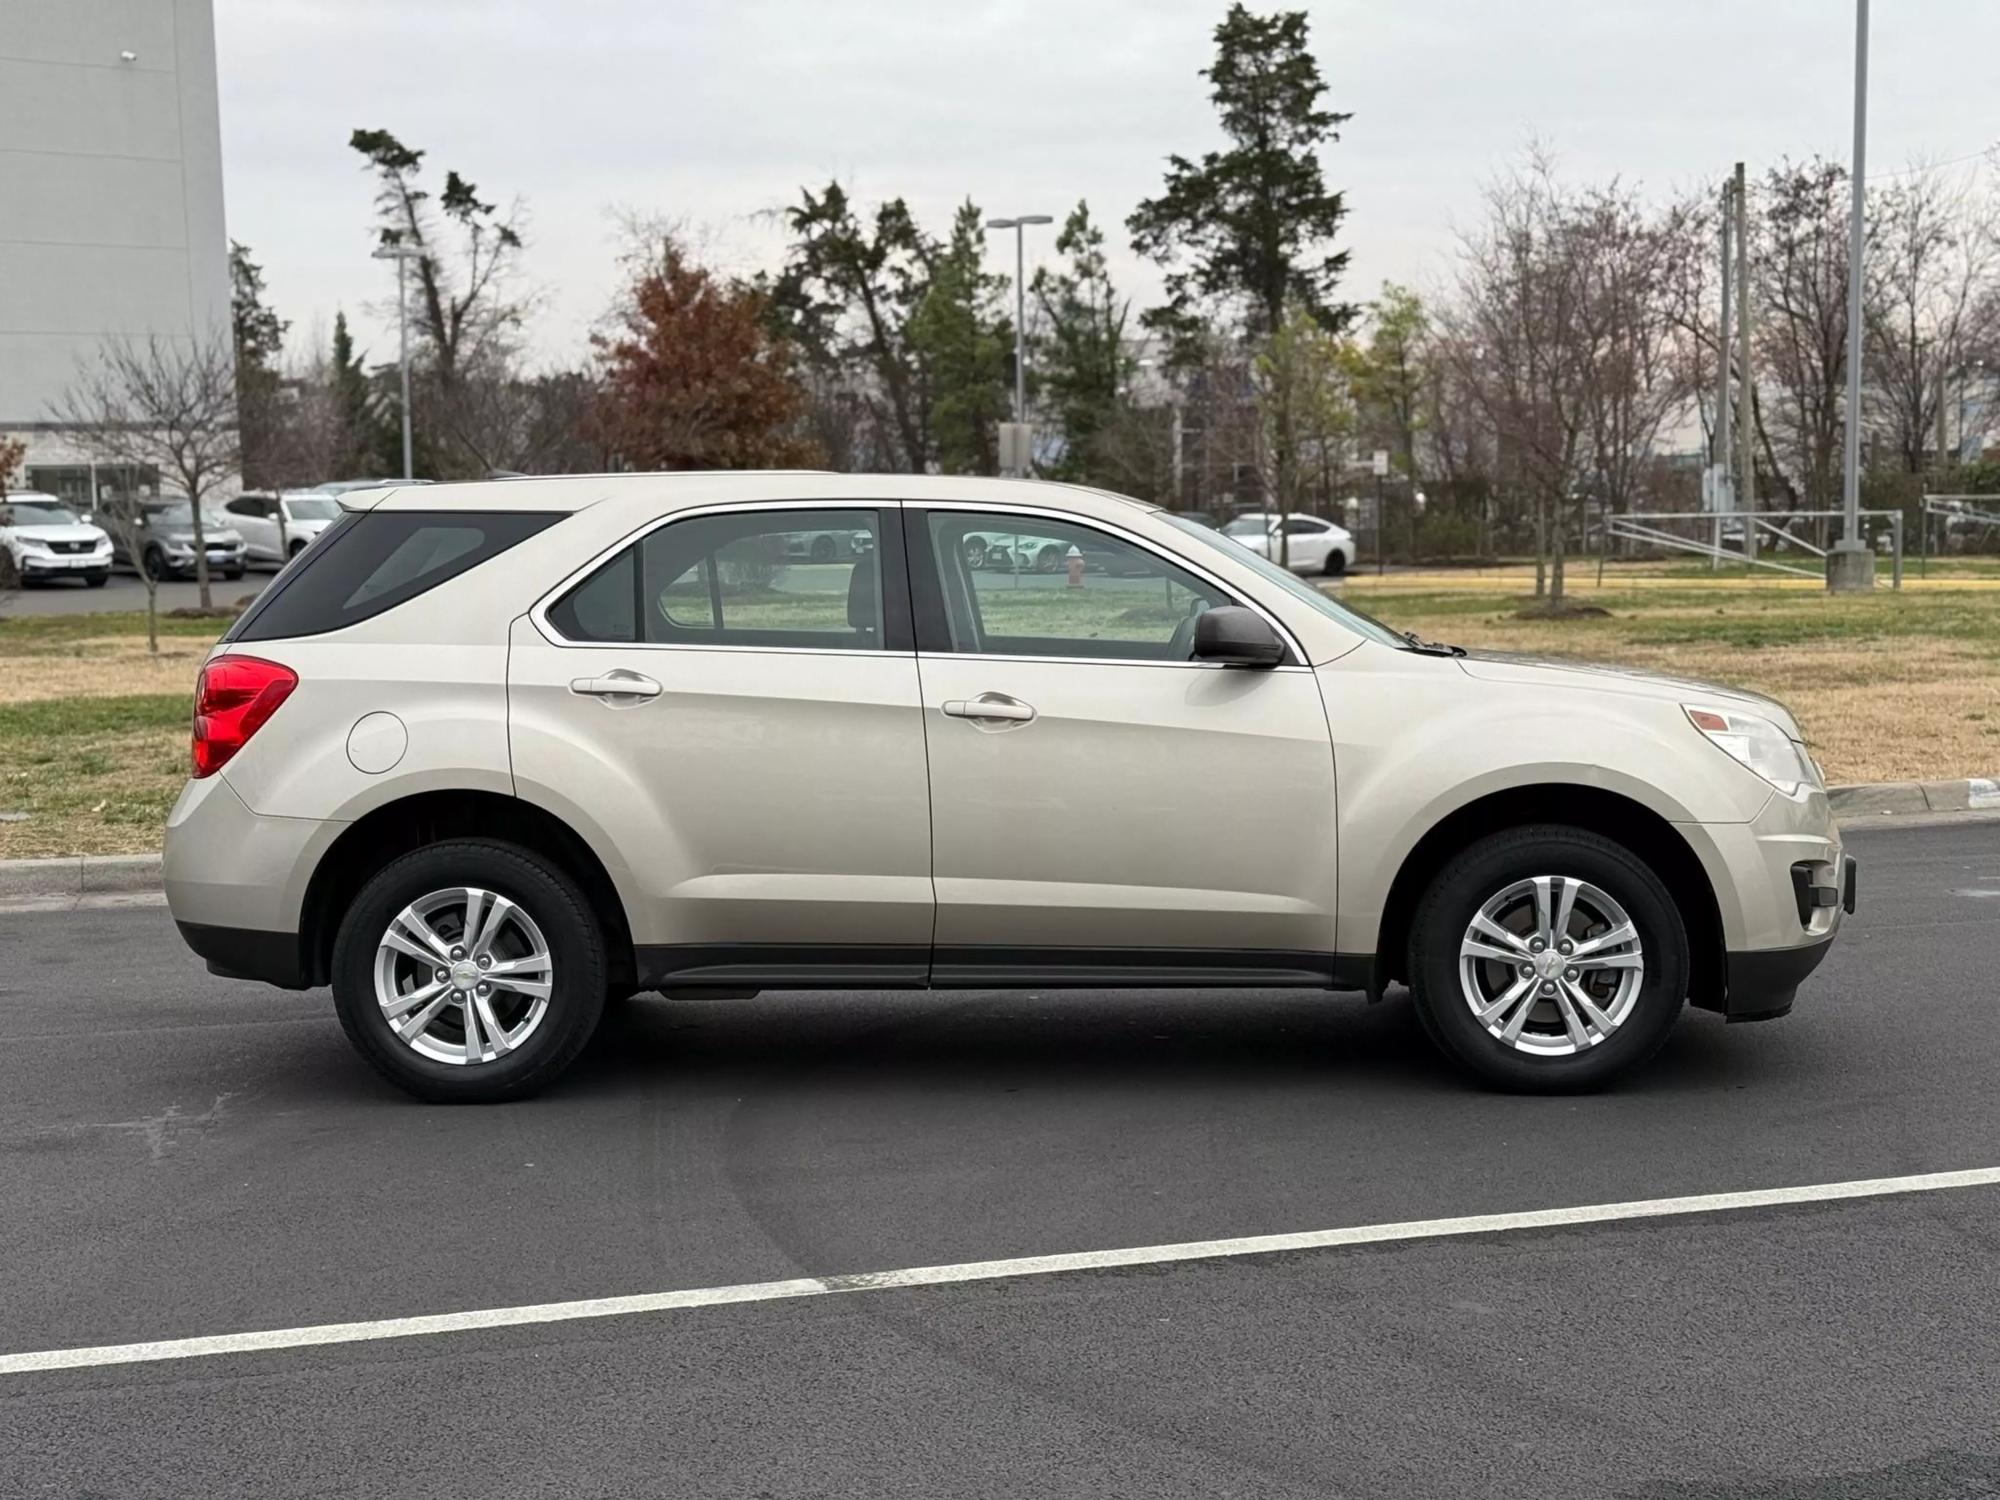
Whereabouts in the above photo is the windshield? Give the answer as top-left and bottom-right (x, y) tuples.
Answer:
(1222, 516), (1273, 537)
(0, 501), (79, 526)
(1162, 513), (1409, 649)
(284, 497), (341, 522)
(145, 501), (196, 526)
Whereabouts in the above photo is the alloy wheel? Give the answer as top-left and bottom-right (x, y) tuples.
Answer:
(372, 886), (554, 1065)
(1456, 875), (1645, 1056)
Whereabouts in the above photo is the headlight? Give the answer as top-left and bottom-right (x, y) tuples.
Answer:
(19, 538), (52, 554)
(1685, 706), (1818, 795)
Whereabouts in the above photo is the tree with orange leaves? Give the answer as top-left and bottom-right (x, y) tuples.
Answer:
(590, 235), (819, 471)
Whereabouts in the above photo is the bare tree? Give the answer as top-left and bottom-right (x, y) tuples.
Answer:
(48, 332), (241, 610)
(1440, 154), (1591, 602)
(1865, 163), (2000, 471)
(1755, 159), (1851, 511)
(1440, 152), (1690, 605)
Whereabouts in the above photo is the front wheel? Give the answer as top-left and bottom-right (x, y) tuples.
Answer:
(85, 573), (108, 588)
(1408, 825), (1688, 1092)
(331, 840), (607, 1102)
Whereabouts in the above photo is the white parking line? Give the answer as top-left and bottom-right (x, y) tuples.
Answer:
(7, 1164), (2000, 1376)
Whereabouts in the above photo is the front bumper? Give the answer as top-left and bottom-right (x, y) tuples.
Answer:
(18, 551), (111, 574)
(1678, 790), (1851, 1019)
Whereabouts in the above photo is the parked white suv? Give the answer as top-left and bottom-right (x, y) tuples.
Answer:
(163, 474), (1852, 1102)
(0, 492), (113, 587)
(221, 490), (345, 566)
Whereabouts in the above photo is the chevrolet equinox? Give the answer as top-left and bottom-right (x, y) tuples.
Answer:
(164, 474), (1854, 1102)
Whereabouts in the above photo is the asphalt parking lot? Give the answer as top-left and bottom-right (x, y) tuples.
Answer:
(3, 818), (1999, 1496)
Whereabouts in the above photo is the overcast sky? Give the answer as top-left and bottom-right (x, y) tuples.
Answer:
(215, 0), (2000, 370)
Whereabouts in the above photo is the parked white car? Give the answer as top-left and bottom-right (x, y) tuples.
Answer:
(221, 491), (345, 566)
(1223, 511), (1354, 575)
(0, 492), (113, 587)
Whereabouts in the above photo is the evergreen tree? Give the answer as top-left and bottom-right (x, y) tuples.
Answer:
(1031, 201), (1133, 482)
(908, 201), (1012, 475)
(1129, 4), (1354, 507)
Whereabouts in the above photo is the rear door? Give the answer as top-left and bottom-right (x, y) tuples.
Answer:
(907, 505), (1340, 982)
(508, 502), (934, 986)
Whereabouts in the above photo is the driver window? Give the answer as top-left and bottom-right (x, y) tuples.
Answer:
(926, 511), (1229, 662)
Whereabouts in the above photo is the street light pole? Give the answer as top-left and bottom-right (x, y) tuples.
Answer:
(1830, 0), (1874, 591)
(985, 214), (1052, 472)
(371, 242), (422, 482)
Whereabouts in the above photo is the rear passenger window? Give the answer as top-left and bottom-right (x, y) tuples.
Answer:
(228, 511), (560, 642)
(547, 509), (884, 650)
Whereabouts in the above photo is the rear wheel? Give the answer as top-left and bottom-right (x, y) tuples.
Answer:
(1408, 825), (1687, 1091)
(1322, 547), (1348, 576)
(331, 840), (607, 1102)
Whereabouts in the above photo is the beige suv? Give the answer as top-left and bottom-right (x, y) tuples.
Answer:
(164, 474), (1853, 1102)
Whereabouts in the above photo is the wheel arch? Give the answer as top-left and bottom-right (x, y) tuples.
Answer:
(299, 789), (634, 991)
(1372, 784), (1724, 1010)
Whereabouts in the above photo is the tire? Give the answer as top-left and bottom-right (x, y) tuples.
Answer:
(0, 552), (16, 589)
(85, 573), (108, 588)
(963, 537), (988, 569)
(1035, 544), (1063, 574)
(330, 839), (608, 1103)
(289, 540), (307, 559)
(810, 534), (836, 563)
(1322, 548), (1348, 577)
(1407, 824), (1688, 1092)
(224, 568), (243, 581)
(144, 546), (170, 581)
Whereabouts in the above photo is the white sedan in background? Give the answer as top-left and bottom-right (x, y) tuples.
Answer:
(221, 491), (345, 567)
(1222, 512), (1355, 575)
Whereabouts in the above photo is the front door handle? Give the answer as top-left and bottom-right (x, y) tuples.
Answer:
(570, 671), (662, 700)
(942, 693), (1036, 724)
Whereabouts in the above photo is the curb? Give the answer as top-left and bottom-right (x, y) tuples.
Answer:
(0, 853), (163, 902)
(3, 779), (1999, 903)
(1827, 776), (2000, 818)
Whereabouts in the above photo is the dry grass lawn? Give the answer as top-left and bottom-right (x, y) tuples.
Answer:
(3, 578), (1999, 857)
(1346, 579), (2000, 784)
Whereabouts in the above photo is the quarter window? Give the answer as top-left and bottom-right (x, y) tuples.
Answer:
(547, 508), (886, 650)
(923, 511), (1231, 662)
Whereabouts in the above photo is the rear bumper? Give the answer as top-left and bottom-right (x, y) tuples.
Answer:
(177, 919), (309, 989)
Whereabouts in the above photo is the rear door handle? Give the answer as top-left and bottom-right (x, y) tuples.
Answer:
(570, 671), (662, 699)
(942, 694), (1036, 723)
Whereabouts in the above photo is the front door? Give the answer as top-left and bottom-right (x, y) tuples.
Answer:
(508, 503), (933, 986)
(908, 507), (1340, 984)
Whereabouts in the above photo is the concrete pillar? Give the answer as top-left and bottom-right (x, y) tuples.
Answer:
(1827, 541), (1876, 592)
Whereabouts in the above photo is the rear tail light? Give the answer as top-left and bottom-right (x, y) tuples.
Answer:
(192, 655), (298, 778)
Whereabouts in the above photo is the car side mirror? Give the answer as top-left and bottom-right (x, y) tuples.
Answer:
(1191, 605), (1285, 668)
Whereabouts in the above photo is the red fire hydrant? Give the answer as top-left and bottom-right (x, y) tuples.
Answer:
(1065, 545), (1085, 588)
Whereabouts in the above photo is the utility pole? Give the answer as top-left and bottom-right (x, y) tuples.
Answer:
(1735, 161), (1756, 565)
(1829, 0), (1876, 591)
(1714, 175), (1735, 568)
(371, 241), (422, 481)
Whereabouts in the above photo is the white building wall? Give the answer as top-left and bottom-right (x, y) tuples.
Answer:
(0, 0), (230, 473)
